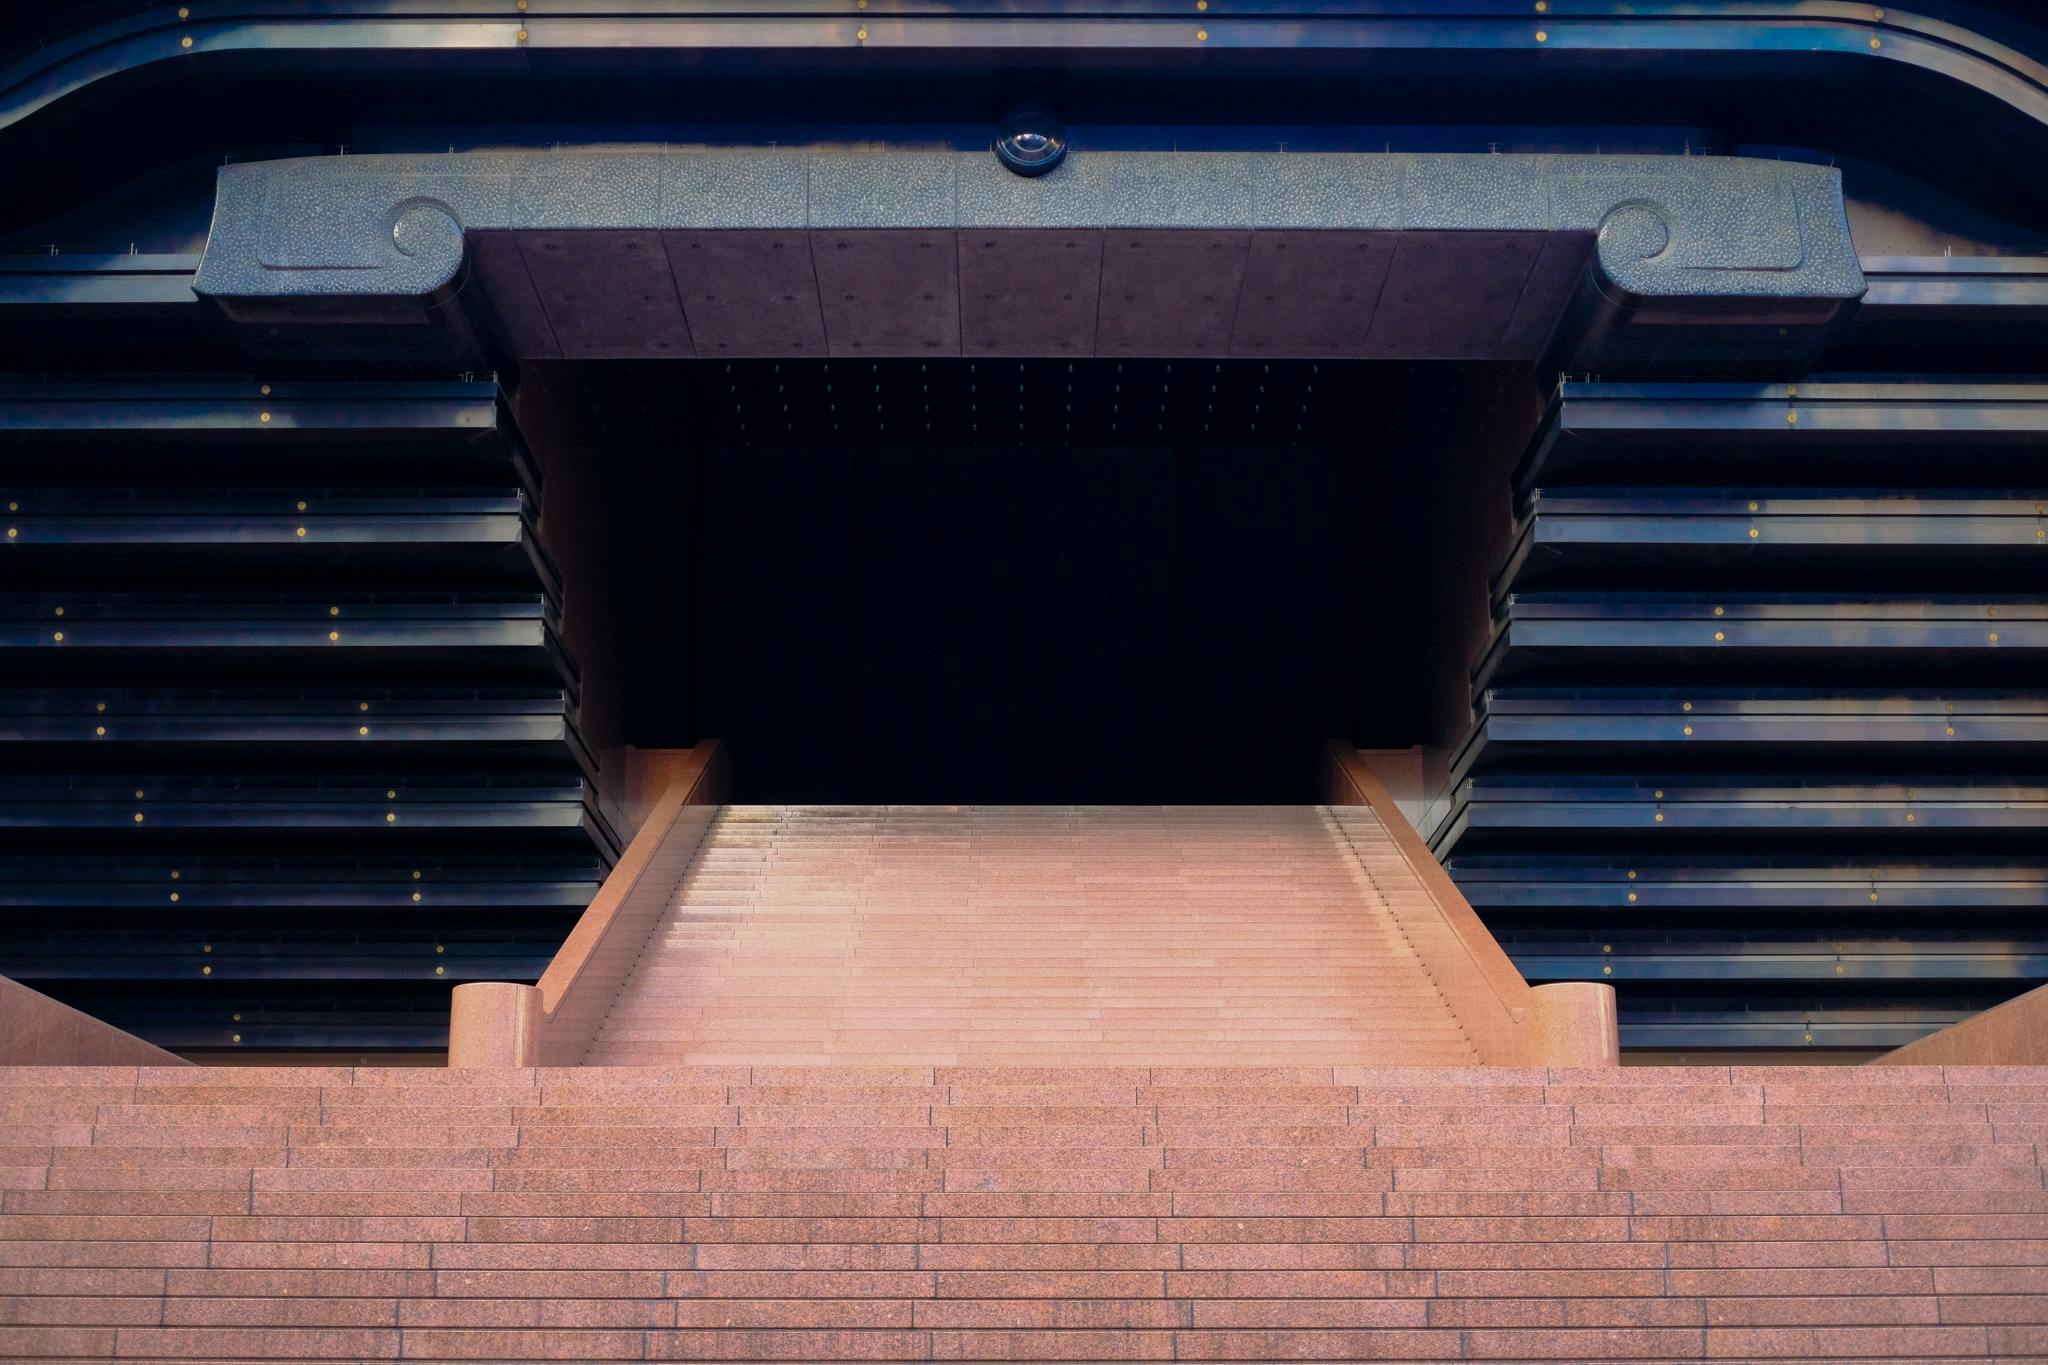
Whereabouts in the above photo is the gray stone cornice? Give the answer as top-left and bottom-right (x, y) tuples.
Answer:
(193, 149), (1865, 306)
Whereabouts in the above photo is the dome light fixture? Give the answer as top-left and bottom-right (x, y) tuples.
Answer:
(994, 110), (1067, 177)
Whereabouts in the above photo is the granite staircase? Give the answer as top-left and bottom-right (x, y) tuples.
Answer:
(4, 1061), (2048, 1362)
(581, 805), (1476, 1067)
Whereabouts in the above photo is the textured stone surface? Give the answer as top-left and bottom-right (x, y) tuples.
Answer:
(0, 1065), (2043, 1361)
(579, 806), (1475, 1068)
(193, 150), (1864, 363)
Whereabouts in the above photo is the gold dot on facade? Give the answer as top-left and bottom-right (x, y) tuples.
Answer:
(133, 812), (143, 822)
(1196, 29), (1207, 40)
(1626, 892), (1637, 902)
(96, 702), (105, 712)
(1990, 632), (2001, 642)
(386, 812), (397, 822)
(295, 527), (307, 538)
(1653, 812), (1664, 822)
(181, 35), (192, 48)
(54, 607), (63, 617)
(359, 726), (370, 736)
(1713, 606), (1725, 616)
(260, 384), (271, 395)
(518, 29), (529, 42)
(1870, 36), (1881, 49)
(1747, 527), (1759, 539)
(332, 607), (341, 616)
(1714, 631), (1725, 641)
(201, 964), (211, 974)
(1682, 726), (1693, 736)
(1602, 964), (1612, 975)
(52, 631), (63, 641)
(1786, 411), (1798, 424)
(169, 892), (178, 902)
(1535, 30), (1547, 42)
(259, 412), (270, 423)
(329, 631), (340, 641)
(297, 500), (307, 512)
(387, 789), (396, 799)
(95, 726), (105, 737)
(232, 1034), (241, 1043)
(413, 892), (423, 903)
(856, 28), (866, 40)
(435, 965), (445, 975)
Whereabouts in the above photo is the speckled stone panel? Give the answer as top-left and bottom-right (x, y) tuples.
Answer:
(1247, 156), (1407, 230)
(195, 148), (1863, 310)
(661, 153), (809, 229)
(811, 229), (961, 358)
(956, 229), (1103, 359)
(1230, 231), (1395, 359)
(511, 156), (667, 230)
(808, 153), (956, 230)
(191, 149), (1864, 364)
(956, 153), (1110, 229)
(1097, 232), (1250, 359)
(663, 231), (828, 360)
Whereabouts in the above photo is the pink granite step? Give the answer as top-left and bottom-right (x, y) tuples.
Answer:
(581, 807), (1476, 1067)
(0, 1064), (2044, 1361)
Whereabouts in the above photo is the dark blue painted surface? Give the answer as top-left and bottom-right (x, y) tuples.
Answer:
(1446, 379), (2048, 1052)
(0, 380), (607, 1051)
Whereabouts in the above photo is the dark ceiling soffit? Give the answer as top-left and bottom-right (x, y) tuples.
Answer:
(4, 4), (2045, 141)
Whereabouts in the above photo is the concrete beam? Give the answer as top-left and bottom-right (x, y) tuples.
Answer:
(193, 150), (1863, 372)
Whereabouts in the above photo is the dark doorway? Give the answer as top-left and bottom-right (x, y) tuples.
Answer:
(513, 358), (1541, 802)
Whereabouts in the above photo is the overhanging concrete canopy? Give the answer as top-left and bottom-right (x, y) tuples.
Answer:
(194, 150), (1865, 371)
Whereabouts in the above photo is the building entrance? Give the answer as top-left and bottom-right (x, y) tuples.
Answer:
(514, 357), (1539, 803)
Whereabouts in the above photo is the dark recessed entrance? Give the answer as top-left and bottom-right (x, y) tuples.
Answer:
(515, 358), (1540, 803)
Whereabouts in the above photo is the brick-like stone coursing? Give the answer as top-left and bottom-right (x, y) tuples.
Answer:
(1, 1064), (2045, 1361)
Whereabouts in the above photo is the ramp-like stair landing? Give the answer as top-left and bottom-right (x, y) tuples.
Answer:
(583, 806), (1474, 1066)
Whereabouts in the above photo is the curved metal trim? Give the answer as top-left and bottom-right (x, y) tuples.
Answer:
(3, 3), (2046, 144)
